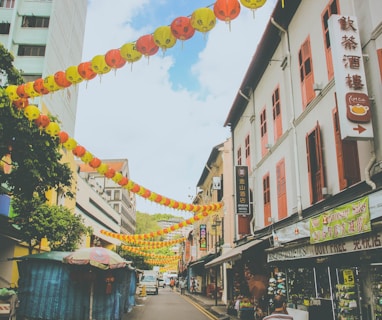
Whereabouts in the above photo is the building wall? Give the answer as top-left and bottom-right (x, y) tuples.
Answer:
(231, 0), (382, 231)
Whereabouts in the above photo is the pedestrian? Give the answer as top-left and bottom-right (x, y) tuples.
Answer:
(191, 278), (196, 293)
(180, 278), (186, 295)
(263, 295), (293, 320)
(170, 277), (175, 291)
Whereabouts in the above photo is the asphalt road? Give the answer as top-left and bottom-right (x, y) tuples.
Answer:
(123, 287), (218, 320)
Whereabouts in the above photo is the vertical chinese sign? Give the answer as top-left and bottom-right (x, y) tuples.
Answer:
(235, 166), (250, 215)
(200, 224), (207, 251)
(328, 15), (374, 140)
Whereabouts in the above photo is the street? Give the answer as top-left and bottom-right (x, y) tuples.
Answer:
(123, 287), (219, 320)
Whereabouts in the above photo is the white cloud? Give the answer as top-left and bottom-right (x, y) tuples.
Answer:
(74, 0), (276, 215)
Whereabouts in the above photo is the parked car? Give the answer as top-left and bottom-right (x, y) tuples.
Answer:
(158, 279), (166, 288)
(139, 274), (158, 295)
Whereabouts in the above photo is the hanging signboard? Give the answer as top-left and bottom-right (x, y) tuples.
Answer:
(235, 166), (250, 215)
(199, 224), (207, 251)
(309, 196), (371, 244)
(328, 14), (374, 140)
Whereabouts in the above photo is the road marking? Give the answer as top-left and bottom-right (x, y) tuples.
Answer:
(182, 295), (218, 320)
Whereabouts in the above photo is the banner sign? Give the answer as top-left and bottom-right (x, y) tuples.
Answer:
(310, 196), (371, 244)
(267, 229), (382, 262)
(199, 224), (207, 251)
(235, 166), (250, 215)
(328, 14), (373, 140)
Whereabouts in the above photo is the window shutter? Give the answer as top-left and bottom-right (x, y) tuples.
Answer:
(277, 159), (287, 220)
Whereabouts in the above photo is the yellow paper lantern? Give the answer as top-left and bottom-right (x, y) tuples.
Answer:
(191, 7), (216, 34)
(153, 26), (177, 53)
(43, 75), (61, 92)
(239, 0), (267, 15)
(120, 42), (142, 66)
(96, 163), (108, 174)
(5, 85), (20, 101)
(66, 65), (84, 84)
(24, 105), (40, 122)
(63, 138), (77, 150)
(81, 151), (93, 163)
(24, 82), (40, 98)
(45, 122), (60, 137)
(91, 55), (111, 75)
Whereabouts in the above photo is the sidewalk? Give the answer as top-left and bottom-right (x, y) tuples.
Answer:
(183, 291), (232, 320)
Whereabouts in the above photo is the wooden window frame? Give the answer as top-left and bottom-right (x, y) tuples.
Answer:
(263, 173), (271, 226)
(276, 158), (287, 220)
(237, 146), (242, 165)
(299, 37), (315, 108)
(260, 106), (268, 156)
(245, 134), (251, 168)
(272, 86), (282, 141)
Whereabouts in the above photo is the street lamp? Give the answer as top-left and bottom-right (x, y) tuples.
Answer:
(211, 216), (221, 306)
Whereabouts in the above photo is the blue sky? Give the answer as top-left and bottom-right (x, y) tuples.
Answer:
(74, 0), (276, 217)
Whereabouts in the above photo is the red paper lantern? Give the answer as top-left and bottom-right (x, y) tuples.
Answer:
(118, 177), (129, 186)
(105, 49), (126, 69)
(213, 0), (241, 25)
(131, 184), (140, 193)
(35, 114), (50, 129)
(33, 78), (50, 95)
(16, 84), (29, 99)
(12, 98), (29, 111)
(58, 131), (69, 144)
(170, 16), (196, 41)
(104, 167), (116, 178)
(155, 195), (162, 203)
(136, 34), (159, 57)
(89, 157), (102, 168)
(73, 145), (86, 157)
(77, 62), (97, 80)
(54, 71), (72, 88)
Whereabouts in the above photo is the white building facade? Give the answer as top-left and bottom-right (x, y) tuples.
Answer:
(223, 0), (382, 318)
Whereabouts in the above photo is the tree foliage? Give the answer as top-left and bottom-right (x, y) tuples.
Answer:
(12, 197), (92, 254)
(0, 44), (87, 253)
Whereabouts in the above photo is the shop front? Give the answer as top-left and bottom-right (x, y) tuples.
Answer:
(260, 192), (382, 320)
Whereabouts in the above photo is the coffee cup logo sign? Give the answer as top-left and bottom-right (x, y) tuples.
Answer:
(346, 92), (370, 123)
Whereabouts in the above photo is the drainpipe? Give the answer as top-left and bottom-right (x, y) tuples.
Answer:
(271, 17), (303, 220)
(365, 153), (376, 190)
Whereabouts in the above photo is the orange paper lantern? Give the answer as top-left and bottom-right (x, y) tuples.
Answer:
(33, 78), (50, 95)
(170, 16), (195, 41)
(214, 0), (241, 27)
(78, 62), (97, 80)
(58, 131), (69, 144)
(136, 34), (159, 57)
(73, 145), (86, 157)
(54, 71), (72, 88)
(105, 49), (126, 69)
(12, 98), (29, 111)
(16, 84), (29, 99)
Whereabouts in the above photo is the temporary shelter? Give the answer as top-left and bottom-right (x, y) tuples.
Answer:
(16, 250), (136, 320)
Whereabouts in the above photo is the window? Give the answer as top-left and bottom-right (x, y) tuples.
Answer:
(245, 134), (251, 168)
(321, 0), (339, 80)
(299, 37), (315, 108)
(237, 147), (242, 165)
(377, 49), (382, 82)
(18, 45), (46, 57)
(22, 16), (50, 28)
(276, 159), (287, 220)
(306, 123), (325, 204)
(0, 0), (15, 8)
(263, 173), (271, 226)
(260, 107), (268, 156)
(332, 104), (360, 190)
(272, 86), (282, 141)
(0, 22), (10, 34)
(114, 190), (121, 200)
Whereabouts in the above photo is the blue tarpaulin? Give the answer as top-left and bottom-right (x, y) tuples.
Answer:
(16, 251), (136, 320)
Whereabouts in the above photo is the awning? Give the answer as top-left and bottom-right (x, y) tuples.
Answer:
(188, 253), (216, 268)
(205, 239), (264, 268)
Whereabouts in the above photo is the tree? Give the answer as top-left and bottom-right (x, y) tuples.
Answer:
(0, 44), (86, 253)
(12, 197), (92, 253)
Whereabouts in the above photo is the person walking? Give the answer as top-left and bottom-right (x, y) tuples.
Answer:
(179, 278), (186, 295)
(191, 278), (196, 294)
(170, 277), (175, 291)
(263, 295), (293, 320)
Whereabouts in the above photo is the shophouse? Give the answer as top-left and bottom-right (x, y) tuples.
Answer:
(221, 0), (382, 319)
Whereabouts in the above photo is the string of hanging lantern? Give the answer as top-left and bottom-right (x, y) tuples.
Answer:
(4, 0), (272, 105)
